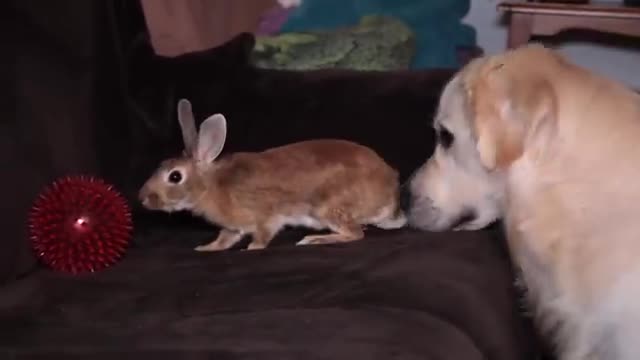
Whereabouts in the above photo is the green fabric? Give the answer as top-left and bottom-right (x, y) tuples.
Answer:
(251, 15), (415, 71)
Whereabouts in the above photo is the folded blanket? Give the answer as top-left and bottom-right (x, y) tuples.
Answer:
(251, 15), (415, 71)
(278, 0), (476, 69)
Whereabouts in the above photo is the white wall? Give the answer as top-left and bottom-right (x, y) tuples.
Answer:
(462, 0), (640, 88)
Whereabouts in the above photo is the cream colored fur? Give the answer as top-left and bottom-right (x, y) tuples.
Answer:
(406, 44), (640, 359)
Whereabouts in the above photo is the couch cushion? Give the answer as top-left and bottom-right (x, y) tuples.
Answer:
(0, 226), (538, 360)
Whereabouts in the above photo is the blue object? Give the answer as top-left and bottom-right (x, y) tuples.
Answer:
(280, 0), (476, 69)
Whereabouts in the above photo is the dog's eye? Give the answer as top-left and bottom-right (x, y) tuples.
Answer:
(437, 127), (454, 149)
(168, 170), (183, 184)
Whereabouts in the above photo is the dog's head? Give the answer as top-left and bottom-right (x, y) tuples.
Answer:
(403, 44), (560, 231)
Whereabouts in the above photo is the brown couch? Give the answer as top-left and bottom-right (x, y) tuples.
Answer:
(2, 1), (545, 359)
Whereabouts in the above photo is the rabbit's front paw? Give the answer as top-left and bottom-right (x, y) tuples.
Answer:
(196, 229), (245, 252)
(296, 235), (332, 245)
(194, 243), (226, 252)
(245, 241), (267, 251)
(296, 237), (316, 246)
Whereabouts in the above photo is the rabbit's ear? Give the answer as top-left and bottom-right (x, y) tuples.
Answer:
(196, 113), (227, 164)
(177, 99), (198, 157)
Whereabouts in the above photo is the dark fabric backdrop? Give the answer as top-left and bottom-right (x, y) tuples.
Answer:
(3, 0), (148, 284)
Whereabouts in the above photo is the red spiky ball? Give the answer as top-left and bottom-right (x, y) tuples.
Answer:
(28, 175), (133, 274)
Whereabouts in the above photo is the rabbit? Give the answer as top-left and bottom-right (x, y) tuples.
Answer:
(138, 98), (407, 251)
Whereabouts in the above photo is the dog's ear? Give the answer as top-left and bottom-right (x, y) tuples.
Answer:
(465, 55), (556, 170)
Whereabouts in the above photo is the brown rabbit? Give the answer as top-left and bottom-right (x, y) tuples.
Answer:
(138, 98), (407, 251)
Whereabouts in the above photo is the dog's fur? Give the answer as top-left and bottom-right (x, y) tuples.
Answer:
(404, 44), (640, 359)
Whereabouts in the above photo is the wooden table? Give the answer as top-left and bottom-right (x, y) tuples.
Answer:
(498, 1), (640, 49)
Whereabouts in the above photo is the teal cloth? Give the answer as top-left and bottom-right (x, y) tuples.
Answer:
(280, 0), (476, 69)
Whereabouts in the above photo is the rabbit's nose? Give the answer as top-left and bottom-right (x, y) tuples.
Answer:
(138, 188), (148, 203)
(139, 188), (160, 209)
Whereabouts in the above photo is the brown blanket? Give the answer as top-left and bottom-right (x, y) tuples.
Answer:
(1, 226), (537, 359)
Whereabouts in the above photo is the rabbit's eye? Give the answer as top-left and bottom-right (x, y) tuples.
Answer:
(168, 170), (183, 184)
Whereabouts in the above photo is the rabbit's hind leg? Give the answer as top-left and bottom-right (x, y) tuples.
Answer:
(367, 203), (407, 230)
(374, 211), (407, 230)
(297, 207), (364, 246)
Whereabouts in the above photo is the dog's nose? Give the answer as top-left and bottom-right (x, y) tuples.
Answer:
(399, 183), (413, 212)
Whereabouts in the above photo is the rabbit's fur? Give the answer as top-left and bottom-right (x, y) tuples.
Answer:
(139, 99), (406, 251)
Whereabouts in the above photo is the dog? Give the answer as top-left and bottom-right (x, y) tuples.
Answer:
(402, 44), (640, 360)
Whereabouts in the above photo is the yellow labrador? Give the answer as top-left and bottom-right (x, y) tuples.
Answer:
(403, 44), (640, 360)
